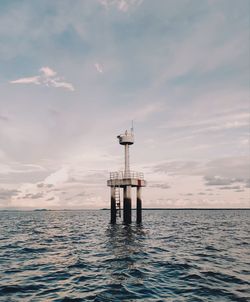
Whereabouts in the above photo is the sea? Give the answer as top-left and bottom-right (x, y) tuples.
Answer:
(0, 209), (249, 302)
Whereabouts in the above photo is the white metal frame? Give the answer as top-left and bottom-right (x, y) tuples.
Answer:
(110, 171), (144, 180)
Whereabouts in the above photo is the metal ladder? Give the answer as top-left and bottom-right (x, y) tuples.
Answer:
(115, 186), (121, 218)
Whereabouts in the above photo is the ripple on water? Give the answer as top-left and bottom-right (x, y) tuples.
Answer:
(0, 209), (249, 301)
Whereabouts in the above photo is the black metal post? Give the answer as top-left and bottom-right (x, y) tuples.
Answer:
(136, 187), (142, 224)
(123, 186), (131, 224)
(111, 187), (116, 224)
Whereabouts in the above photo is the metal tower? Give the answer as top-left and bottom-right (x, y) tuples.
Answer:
(107, 128), (147, 224)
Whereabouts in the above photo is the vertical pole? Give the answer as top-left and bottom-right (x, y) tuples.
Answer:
(124, 144), (129, 177)
(136, 187), (142, 224)
(111, 187), (116, 224)
(123, 186), (131, 224)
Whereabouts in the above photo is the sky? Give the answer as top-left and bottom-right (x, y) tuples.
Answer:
(0, 0), (249, 209)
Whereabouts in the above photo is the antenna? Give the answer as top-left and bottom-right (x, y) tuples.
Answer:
(131, 120), (134, 134)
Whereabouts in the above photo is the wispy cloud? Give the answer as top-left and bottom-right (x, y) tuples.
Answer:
(204, 176), (241, 186)
(0, 188), (20, 200)
(98, 0), (143, 12)
(94, 63), (104, 74)
(152, 156), (250, 193)
(10, 76), (40, 85)
(8, 164), (109, 209)
(10, 67), (75, 91)
(159, 110), (250, 136)
(40, 66), (57, 77)
(150, 182), (171, 189)
(132, 102), (164, 122)
(153, 156), (250, 180)
(154, 12), (249, 86)
(0, 114), (10, 122)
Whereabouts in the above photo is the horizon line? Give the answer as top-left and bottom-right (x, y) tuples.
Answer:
(0, 207), (250, 212)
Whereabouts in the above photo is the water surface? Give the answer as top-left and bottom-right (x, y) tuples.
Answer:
(0, 209), (249, 301)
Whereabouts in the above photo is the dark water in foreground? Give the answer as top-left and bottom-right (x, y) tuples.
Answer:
(0, 210), (249, 302)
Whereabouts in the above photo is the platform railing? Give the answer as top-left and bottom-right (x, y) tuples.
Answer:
(110, 171), (144, 180)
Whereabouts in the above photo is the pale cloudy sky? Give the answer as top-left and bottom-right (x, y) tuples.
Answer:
(0, 0), (249, 209)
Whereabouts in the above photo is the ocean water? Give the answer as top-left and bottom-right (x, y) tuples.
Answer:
(0, 210), (249, 302)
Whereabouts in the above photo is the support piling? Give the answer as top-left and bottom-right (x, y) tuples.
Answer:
(136, 187), (142, 224)
(123, 186), (131, 224)
(111, 187), (116, 224)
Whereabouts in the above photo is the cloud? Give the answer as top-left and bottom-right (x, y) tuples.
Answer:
(98, 0), (143, 12)
(10, 67), (75, 91)
(94, 63), (104, 74)
(118, 0), (129, 12)
(218, 186), (242, 190)
(159, 110), (250, 134)
(204, 176), (237, 186)
(0, 188), (20, 200)
(153, 161), (200, 175)
(46, 197), (55, 201)
(5, 164), (109, 209)
(75, 192), (87, 197)
(183, 193), (193, 196)
(245, 180), (250, 188)
(43, 168), (69, 185)
(132, 102), (164, 122)
(150, 182), (171, 189)
(240, 138), (249, 145)
(0, 114), (10, 122)
(153, 156), (250, 178)
(152, 156), (250, 193)
(40, 66), (57, 77)
(22, 192), (44, 199)
(37, 183), (54, 188)
(205, 157), (250, 180)
(154, 10), (249, 85)
(10, 76), (40, 85)
(0, 162), (50, 184)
